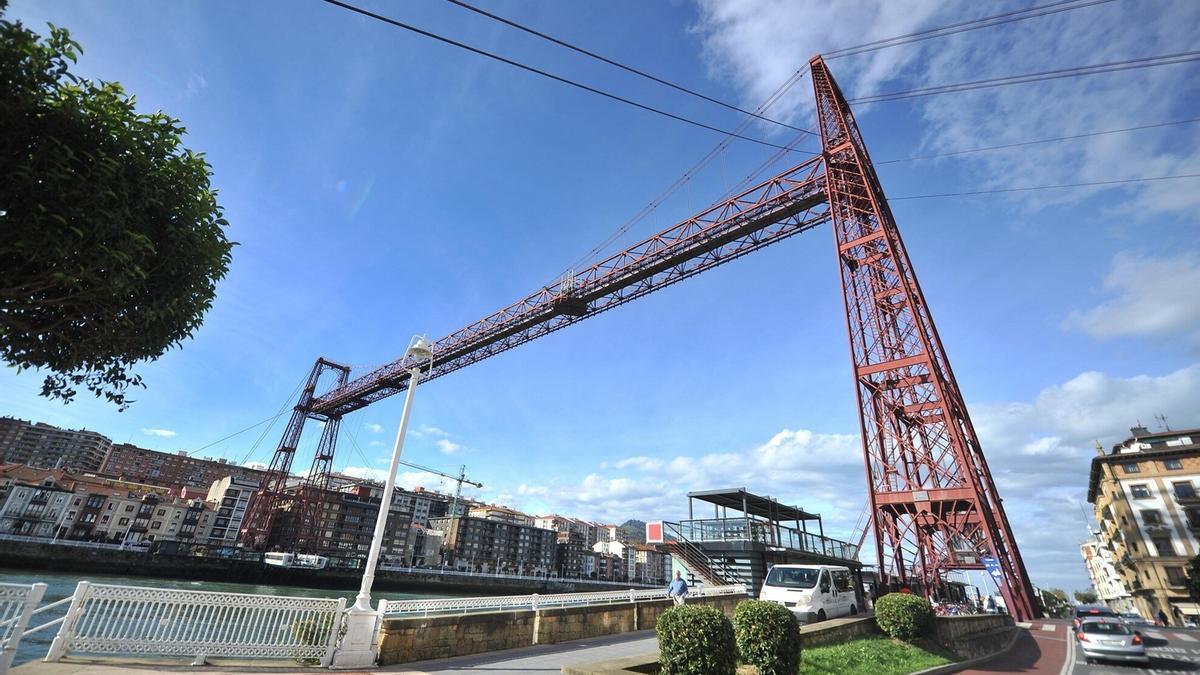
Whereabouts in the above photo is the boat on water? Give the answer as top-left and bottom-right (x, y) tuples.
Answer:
(263, 551), (329, 570)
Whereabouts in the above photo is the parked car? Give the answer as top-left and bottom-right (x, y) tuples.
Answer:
(758, 564), (858, 623)
(1073, 605), (1119, 630)
(1120, 612), (1153, 627)
(1076, 617), (1149, 665)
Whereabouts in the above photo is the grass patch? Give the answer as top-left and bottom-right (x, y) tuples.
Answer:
(798, 636), (954, 675)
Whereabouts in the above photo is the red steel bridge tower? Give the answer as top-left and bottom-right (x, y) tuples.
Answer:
(237, 56), (1039, 619)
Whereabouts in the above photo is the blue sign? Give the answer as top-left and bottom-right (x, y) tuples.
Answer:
(982, 556), (1002, 581)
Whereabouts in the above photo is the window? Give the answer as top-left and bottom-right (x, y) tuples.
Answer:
(1152, 536), (1176, 557)
(1187, 509), (1200, 528)
(124, 505), (134, 513)
(1142, 510), (1164, 525)
(118, 517), (129, 526)
(1123, 462), (1142, 474)
(1175, 482), (1197, 499)
(1131, 485), (1152, 499)
(1167, 566), (1188, 586)
(1164, 459), (1184, 470)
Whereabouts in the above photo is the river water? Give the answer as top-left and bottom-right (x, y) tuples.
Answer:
(0, 569), (457, 667)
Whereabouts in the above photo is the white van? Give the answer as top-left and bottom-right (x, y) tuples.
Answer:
(759, 564), (858, 623)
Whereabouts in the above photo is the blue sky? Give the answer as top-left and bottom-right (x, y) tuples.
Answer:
(3, 0), (1199, 594)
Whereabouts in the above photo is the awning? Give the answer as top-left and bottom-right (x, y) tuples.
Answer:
(1172, 602), (1200, 616)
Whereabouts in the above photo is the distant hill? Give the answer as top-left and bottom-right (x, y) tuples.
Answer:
(619, 519), (646, 544)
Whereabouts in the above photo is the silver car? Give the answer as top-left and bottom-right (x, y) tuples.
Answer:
(1077, 617), (1150, 665)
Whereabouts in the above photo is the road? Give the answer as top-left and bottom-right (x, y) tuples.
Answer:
(1065, 623), (1200, 675)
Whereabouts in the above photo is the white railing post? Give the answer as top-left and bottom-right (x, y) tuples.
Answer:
(530, 594), (539, 611)
(0, 582), (46, 674)
(320, 598), (348, 668)
(628, 590), (635, 604)
(45, 581), (89, 662)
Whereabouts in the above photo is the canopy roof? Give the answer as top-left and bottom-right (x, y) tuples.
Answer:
(688, 487), (819, 522)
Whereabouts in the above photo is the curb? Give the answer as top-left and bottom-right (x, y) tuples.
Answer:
(910, 625), (1022, 675)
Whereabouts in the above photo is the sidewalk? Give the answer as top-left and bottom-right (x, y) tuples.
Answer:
(12, 631), (660, 675)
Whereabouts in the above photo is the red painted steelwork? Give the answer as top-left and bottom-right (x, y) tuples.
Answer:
(244, 58), (1037, 621)
(237, 358), (349, 549)
(810, 56), (1037, 620)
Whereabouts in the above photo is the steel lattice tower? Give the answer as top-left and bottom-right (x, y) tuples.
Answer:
(237, 55), (1038, 619)
(238, 357), (349, 549)
(811, 57), (1037, 619)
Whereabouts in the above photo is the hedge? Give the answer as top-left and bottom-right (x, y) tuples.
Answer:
(874, 593), (934, 640)
(656, 604), (738, 675)
(733, 600), (800, 675)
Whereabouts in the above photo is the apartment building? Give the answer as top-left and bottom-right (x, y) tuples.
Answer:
(0, 418), (112, 472)
(1088, 425), (1200, 623)
(430, 514), (557, 575)
(0, 469), (74, 537)
(101, 443), (267, 490)
(206, 476), (258, 544)
(1080, 530), (1135, 613)
(631, 543), (672, 585)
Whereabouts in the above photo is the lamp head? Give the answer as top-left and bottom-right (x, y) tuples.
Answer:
(406, 335), (433, 361)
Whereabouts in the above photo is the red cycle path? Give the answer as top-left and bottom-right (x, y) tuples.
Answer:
(958, 621), (1071, 674)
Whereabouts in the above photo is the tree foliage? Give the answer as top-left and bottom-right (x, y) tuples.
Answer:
(0, 1), (232, 409)
(1073, 589), (1099, 604)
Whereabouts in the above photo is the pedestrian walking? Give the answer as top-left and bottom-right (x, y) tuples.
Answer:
(667, 571), (689, 606)
(1158, 609), (1170, 627)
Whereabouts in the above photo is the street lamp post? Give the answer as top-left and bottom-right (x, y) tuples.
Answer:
(332, 335), (432, 669)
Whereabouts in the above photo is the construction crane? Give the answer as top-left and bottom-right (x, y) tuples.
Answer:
(397, 459), (482, 519)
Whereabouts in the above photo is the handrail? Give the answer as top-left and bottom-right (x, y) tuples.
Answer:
(382, 584), (746, 618)
(45, 581), (347, 666)
(0, 582), (46, 674)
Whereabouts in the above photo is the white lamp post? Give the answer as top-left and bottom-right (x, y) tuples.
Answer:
(332, 334), (432, 669)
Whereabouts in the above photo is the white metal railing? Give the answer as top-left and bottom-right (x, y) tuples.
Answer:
(0, 583), (47, 674)
(0, 533), (145, 552)
(45, 581), (346, 666)
(381, 583), (747, 618)
(376, 564), (662, 588)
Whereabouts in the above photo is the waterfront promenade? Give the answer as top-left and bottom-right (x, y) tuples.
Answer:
(12, 631), (658, 674)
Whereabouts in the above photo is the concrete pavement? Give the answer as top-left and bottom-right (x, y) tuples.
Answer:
(12, 630), (659, 675)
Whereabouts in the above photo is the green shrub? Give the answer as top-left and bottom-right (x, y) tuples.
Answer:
(733, 600), (800, 675)
(874, 593), (934, 641)
(656, 604), (737, 675)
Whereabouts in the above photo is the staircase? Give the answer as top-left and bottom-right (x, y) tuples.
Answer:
(662, 522), (755, 590)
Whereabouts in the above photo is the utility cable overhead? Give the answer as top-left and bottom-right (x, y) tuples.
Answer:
(440, 0), (805, 133)
(851, 50), (1200, 103)
(826, 0), (1120, 60)
(320, 0), (798, 151)
(891, 173), (1200, 200)
(875, 117), (1200, 165)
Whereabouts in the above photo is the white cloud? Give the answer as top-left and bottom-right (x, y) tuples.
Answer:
(614, 456), (664, 470)
(368, 440), (384, 447)
(436, 439), (462, 455)
(365, 423), (384, 434)
(1065, 251), (1200, 343)
(141, 428), (176, 438)
(412, 425), (448, 438)
(487, 364), (1200, 593)
(694, 1), (1200, 216)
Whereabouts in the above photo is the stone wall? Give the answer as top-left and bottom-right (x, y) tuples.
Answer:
(798, 616), (880, 648)
(932, 614), (1016, 659)
(377, 594), (745, 666)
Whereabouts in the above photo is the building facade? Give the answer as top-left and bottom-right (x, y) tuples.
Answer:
(1088, 425), (1200, 623)
(1080, 531), (1135, 614)
(206, 476), (258, 544)
(0, 418), (112, 472)
(101, 443), (267, 490)
(430, 515), (557, 575)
